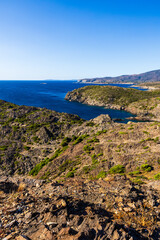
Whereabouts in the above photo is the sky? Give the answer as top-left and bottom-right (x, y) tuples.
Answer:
(0, 0), (160, 80)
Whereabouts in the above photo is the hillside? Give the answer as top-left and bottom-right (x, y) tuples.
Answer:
(0, 100), (160, 239)
(79, 69), (160, 84)
(65, 85), (160, 121)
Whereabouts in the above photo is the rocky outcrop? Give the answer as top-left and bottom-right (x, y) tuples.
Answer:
(1, 175), (160, 239)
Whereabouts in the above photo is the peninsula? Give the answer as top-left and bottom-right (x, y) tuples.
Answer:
(65, 85), (160, 121)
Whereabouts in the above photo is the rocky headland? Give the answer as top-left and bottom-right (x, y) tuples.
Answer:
(65, 85), (160, 121)
(0, 98), (160, 239)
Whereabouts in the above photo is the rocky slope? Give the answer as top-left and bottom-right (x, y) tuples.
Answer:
(0, 174), (160, 240)
(79, 69), (160, 84)
(1, 100), (160, 239)
(0, 99), (84, 175)
(65, 85), (160, 121)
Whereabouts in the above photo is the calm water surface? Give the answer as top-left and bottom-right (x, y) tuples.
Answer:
(0, 81), (144, 122)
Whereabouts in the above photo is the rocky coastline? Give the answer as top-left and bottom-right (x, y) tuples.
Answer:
(65, 85), (160, 121)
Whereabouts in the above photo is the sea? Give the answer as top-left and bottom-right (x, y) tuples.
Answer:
(0, 80), (145, 123)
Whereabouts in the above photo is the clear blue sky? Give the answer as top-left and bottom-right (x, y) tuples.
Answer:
(0, 0), (160, 80)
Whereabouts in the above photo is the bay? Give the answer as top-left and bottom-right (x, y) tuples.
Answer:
(0, 80), (144, 122)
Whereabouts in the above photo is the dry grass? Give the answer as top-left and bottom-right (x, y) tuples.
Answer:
(113, 203), (157, 228)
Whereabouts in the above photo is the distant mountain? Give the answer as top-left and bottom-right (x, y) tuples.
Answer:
(78, 69), (160, 84)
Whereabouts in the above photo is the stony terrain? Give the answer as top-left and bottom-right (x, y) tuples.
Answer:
(0, 174), (160, 240)
(79, 69), (160, 84)
(0, 99), (160, 239)
(65, 85), (160, 121)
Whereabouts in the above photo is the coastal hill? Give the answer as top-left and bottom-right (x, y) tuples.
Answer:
(0, 98), (160, 239)
(79, 69), (160, 84)
(65, 85), (160, 121)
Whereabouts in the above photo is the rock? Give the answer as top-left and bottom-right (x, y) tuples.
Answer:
(30, 225), (54, 240)
(5, 220), (17, 228)
(56, 198), (67, 208)
(15, 236), (29, 240)
(92, 114), (112, 124)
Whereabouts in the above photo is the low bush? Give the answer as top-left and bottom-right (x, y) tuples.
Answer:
(83, 144), (94, 153)
(141, 164), (153, 172)
(61, 137), (71, 147)
(154, 173), (160, 180)
(108, 165), (125, 174)
(66, 171), (74, 178)
(82, 165), (91, 174)
(73, 134), (89, 145)
(96, 171), (107, 179)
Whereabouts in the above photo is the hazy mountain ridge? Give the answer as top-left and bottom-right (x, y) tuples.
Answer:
(79, 69), (160, 84)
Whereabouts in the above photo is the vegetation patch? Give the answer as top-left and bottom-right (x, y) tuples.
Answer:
(0, 146), (8, 151)
(83, 144), (94, 154)
(108, 165), (125, 174)
(72, 134), (89, 145)
(96, 171), (107, 179)
(154, 173), (160, 180)
(66, 171), (75, 178)
(141, 164), (153, 172)
(61, 137), (71, 147)
(87, 137), (99, 143)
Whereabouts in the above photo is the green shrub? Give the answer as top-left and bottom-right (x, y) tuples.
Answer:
(119, 131), (127, 135)
(96, 171), (107, 179)
(87, 137), (99, 143)
(66, 171), (74, 178)
(61, 137), (71, 147)
(0, 146), (8, 151)
(91, 154), (98, 165)
(108, 165), (125, 174)
(143, 146), (149, 149)
(29, 158), (50, 176)
(97, 152), (103, 157)
(32, 136), (40, 143)
(29, 147), (66, 176)
(132, 179), (144, 185)
(73, 134), (89, 145)
(83, 144), (94, 153)
(141, 164), (153, 172)
(128, 170), (141, 176)
(95, 130), (107, 136)
(86, 122), (95, 127)
(154, 173), (160, 180)
(82, 165), (91, 174)
(154, 137), (159, 143)
(59, 159), (73, 172)
(24, 146), (30, 151)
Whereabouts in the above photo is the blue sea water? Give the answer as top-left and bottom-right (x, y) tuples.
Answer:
(0, 80), (144, 122)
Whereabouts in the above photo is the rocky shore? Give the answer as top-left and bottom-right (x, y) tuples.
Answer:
(65, 85), (160, 121)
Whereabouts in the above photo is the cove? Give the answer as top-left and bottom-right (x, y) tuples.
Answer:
(0, 80), (143, 122)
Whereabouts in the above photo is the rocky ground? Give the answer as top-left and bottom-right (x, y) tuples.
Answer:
(0, 99), (160, 239)
(0, 174), (160, 240)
